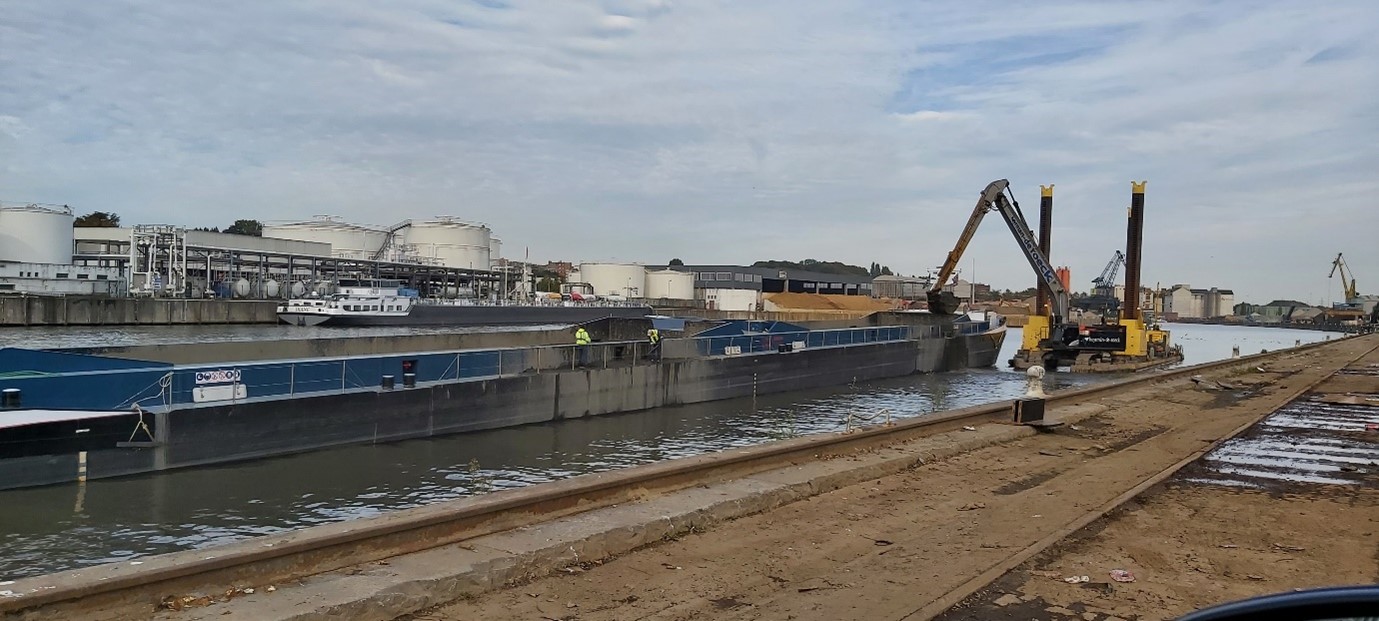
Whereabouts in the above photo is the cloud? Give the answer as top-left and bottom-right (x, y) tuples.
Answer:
(1, 0), (1377, 303)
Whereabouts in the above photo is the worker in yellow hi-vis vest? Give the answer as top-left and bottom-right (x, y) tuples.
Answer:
(574, 326), (591, 366)
(646, 327), (661, 361)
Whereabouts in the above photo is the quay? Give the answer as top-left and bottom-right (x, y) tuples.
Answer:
(1, 334), (1372, 620)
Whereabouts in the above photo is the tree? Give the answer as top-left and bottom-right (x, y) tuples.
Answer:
(869, 262), (880, 277)
(73, 211), (120, 227)
(536, 276), (561, 292)
(669, 258), (685, 266)
(224, 219), (263, 236)
(880, 265), (893, 276)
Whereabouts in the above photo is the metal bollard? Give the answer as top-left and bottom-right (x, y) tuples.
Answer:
(381, 375), (395, 390)
(402, 372), (416, 388)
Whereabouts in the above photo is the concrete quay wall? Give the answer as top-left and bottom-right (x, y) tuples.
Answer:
(0, 296), (279, 326)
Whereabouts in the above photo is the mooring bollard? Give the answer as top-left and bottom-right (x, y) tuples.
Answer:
(1024, 365), (1046, 398)
(1013, 366), (1059, 428)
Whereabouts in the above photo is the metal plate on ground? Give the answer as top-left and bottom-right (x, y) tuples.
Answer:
(1182, 397), (1379, 490)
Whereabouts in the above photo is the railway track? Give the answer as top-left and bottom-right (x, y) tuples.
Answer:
(0, 337), (1365, 621)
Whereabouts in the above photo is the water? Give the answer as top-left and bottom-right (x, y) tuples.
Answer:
(0, 323), (1343, 579)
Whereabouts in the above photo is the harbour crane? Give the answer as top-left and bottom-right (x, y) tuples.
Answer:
(1329, 253), (1359, 302)
(927, 180), (1129, 369)
(1092, 250), (1125, 293)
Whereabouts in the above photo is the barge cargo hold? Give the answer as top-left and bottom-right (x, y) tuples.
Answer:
(0, 315), (1004, 491)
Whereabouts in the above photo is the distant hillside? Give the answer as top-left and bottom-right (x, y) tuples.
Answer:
(751, 259), (877, 277)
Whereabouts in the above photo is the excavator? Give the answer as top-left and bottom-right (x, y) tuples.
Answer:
(927, 180), (1154, 370)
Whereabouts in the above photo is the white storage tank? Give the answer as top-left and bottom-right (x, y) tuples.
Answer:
(404, 217), (491, 270)
(263, 216), (389, 260)
(488, 236), (503, 268)
(0, 202), (75, 264)
(645, 269), (695, 300)
(579, 262), (647, 298)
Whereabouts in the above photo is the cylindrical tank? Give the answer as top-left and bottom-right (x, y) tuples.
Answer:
(264, 279), (280, 298)
(290, 281), (307, 298)
(645, 269), (695, 300)
(263, 216), (389, 260)
(579, 262), (647, 298)
(234, 278), (251, 299)
(404, 217), (491, 270)
(489, 236), (503, 268)
(0, 202), (75, 264)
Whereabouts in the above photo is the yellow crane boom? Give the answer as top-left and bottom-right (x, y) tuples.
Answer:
(1329, 253), (1359, 301)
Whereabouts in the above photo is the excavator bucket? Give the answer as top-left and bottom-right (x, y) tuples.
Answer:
(927, 290), (961, 315)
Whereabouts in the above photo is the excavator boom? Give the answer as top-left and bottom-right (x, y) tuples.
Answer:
(927, 179), (1070, 320)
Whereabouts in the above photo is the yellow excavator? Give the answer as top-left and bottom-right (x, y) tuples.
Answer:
(927, 180), (1136, 369)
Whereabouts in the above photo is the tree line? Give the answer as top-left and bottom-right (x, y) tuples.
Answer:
(73, 211), (264, 236)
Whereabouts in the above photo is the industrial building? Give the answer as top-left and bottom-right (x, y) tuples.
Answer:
(2, 203), (512, 300)
(0, 202), (125, 295)
(870, 274), (933, 301)
(1162, 284), (1235, 319)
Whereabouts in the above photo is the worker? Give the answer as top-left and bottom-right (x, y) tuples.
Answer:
(574, 325), (591, 366)
(646, 327), (661, 361)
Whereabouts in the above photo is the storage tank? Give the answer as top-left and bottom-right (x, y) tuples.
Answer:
(579, 262), (647, 298)
(263, 216), (389, 260)
(645, 269), (695, 300)
(0, 202), (75, 264)
(488, 236), (503, 268)
(404, 217), (491, 270)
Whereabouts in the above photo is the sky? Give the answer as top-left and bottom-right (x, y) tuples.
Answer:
(2, 0), (1377, 304)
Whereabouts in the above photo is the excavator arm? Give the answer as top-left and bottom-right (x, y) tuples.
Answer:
(927, 179), (1071, 321)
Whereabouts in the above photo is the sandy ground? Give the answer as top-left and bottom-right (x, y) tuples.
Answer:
(401, 335), (1379, 621)
(937, 344), (1379, 621)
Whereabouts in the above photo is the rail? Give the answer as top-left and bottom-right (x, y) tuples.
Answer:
(1, 336), (1361, 620)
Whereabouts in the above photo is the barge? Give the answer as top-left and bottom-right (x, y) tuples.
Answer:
(0, 313), (1004, 490)
(277, 278), (651, 327)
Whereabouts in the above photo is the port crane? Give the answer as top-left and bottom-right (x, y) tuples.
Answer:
(927, 180), (1128, 369)
(1080, 250), (1125, 315)
(1329, 253), (1359, 302)
(1092, 250), (1125, 293)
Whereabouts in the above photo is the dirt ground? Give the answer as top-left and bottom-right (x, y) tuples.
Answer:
(937, 345), (1379, 621)
(400, 335), (1379, 621)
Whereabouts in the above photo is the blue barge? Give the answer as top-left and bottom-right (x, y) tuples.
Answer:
(0, 315), (1005, 490)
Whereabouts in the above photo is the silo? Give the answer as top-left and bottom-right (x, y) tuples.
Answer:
(0, 202), (75, 264)
(263, 216), (389, 260)
(645, 269), (695, 300)
(404, 217), (491, 270)
(488, 236), (503, 268)
(579, 262), (647, 298)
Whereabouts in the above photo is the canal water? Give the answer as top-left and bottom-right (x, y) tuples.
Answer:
(0, 323), (1343, 579)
